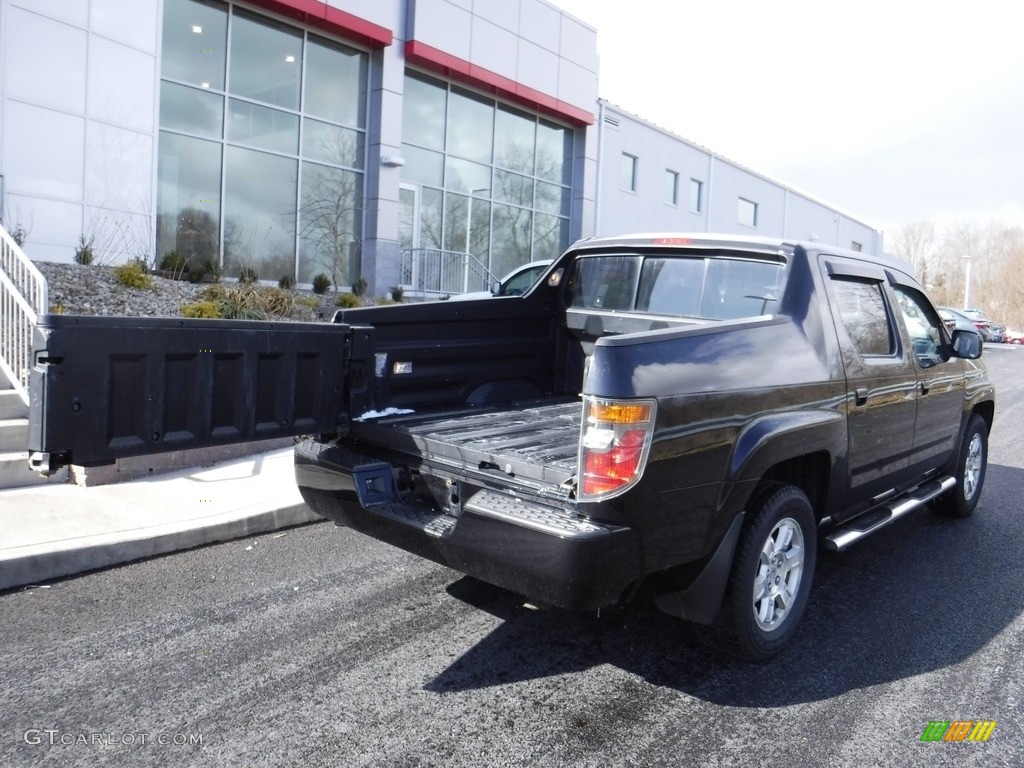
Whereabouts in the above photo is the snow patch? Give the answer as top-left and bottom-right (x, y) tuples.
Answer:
(354, 407), (415, 422)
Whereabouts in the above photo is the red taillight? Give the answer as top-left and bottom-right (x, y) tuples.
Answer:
(583, 429), (646, 494)
(579, 398), (656, 499)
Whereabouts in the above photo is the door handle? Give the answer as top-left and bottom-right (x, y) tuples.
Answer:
(919, 381), (930, 395)
(855, 387), (869, 406)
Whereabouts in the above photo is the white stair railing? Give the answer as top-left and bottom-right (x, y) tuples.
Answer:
(400, 248), (496, 299)
(0, 224), (47, 405)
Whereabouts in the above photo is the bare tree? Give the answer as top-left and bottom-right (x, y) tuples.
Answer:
(891, 221), (937, 288)
(298, 131), (363, 290)
(905, 217), (1024, 329)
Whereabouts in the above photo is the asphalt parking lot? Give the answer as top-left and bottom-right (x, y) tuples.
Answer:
(1, 345), (1021, 767)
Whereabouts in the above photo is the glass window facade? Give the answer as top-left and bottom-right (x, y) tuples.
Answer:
(400, 72), (574, 280)
(157, 0), (368, 284)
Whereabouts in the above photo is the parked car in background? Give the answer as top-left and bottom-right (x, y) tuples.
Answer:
(961, 308), (1005, 343)
(450, 260), (553, 300)
(938, 307), (985, 343)
(1004, 328), (1023, 344)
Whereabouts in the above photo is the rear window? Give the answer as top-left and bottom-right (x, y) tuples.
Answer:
(570, 254), (785, 320)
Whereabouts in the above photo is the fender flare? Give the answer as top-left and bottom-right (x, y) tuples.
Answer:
(728, 410), (844, 482)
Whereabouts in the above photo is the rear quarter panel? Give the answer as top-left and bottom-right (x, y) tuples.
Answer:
(580, 313), (846, 571)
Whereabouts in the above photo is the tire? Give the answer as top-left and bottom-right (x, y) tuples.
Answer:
(718, 483), (817, 661)
(934, 414), (988, 518)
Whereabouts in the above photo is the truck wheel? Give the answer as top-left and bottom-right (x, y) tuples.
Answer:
(934, 414), (988, 518)
(719, 484), (816, 661)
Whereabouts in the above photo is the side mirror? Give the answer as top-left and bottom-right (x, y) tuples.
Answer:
(951, 329), (983, 359)
(491, 280), (501, 295)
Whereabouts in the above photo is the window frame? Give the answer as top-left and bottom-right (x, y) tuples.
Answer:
(665, 169), (679, 206)
(689, 178), (703, 213)
(621, 152), (638, 193)
(829, 274), (899, 359)
(738, 196), (758, 228)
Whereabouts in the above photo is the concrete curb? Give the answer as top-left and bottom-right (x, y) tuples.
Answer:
(0, 504), (322, 592)
(0, 447), (325, 591)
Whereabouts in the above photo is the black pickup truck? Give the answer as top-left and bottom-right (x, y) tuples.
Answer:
(28, 234), (994, 659)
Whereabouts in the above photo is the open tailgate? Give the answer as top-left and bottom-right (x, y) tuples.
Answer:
(28, 315), (350, 471)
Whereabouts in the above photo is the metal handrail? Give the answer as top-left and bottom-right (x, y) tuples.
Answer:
(399, 248), (496, 300)
(0, 224), (47, 405)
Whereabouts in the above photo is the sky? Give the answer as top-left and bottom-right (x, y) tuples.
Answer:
(552, 0), (1024, 237)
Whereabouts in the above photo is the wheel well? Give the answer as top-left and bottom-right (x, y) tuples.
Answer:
(756, 452), (831, 522)
(972, 400), (994, 435)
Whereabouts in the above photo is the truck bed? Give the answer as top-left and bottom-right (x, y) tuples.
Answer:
(350, 397), (582, 488)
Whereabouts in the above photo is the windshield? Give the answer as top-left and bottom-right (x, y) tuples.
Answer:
(570, 254), (785, 320)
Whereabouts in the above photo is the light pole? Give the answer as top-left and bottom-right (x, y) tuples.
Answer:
(463, 187), (489, 292)
(962, 253), (972, 309)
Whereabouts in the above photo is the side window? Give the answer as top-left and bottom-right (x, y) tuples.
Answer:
(500, 264), (545, 296)
(832, 277), (896, 357)
(570, 256), (640, 310)
(893, 285), (947, 368)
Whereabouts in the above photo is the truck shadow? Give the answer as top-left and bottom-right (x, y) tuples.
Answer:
(425, 463), (1024, 707)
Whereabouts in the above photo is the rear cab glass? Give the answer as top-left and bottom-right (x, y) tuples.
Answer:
(568, 253), (786, 320)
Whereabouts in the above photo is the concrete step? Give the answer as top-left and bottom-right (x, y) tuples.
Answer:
(0, 451), (68, 489)
(0, 389), (27, 420)
(0, 418), (29, 452)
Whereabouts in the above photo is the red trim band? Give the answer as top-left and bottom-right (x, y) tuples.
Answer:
(245, 0), (392, 48)
(405, 40), (594, 126)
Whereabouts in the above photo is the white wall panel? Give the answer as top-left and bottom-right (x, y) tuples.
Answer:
(516, 38), (558, 96)
(3, 101), (85, 200)
(375, 87), (404, 149)
(325, 0), (401, 30)
(519, 0), (559, 54)
(786, 193), (841, 243)
(476, 0), (519, 34)
(7, 194), (84, 263)
(557, 58), (595, 109)
(84, 122), (153, 210)
(557, 12), (597, 73)
(90, 0), (159, 52)
(86, 37), (157, 134)
(10, 0), (87, 27)
(435, 0), (469, 11)
(838, 218), (879, 252)
(470, 18), (518, 80)
(408, 0), (596, 117)
(412, 0), (471, 60)
(5, 7), (87, 113)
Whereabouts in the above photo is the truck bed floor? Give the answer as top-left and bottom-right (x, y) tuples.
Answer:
(351, 398), (581, 487)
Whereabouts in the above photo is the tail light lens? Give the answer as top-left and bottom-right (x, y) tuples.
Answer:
(579, 396), (657, 499)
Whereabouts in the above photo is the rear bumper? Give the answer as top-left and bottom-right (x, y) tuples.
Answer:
(294, 440), (643, 610)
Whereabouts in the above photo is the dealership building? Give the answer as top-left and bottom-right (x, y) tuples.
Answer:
(0, 0), (882, 294)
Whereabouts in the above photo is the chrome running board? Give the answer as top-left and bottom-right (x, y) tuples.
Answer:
(823, 475), (956, 552)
